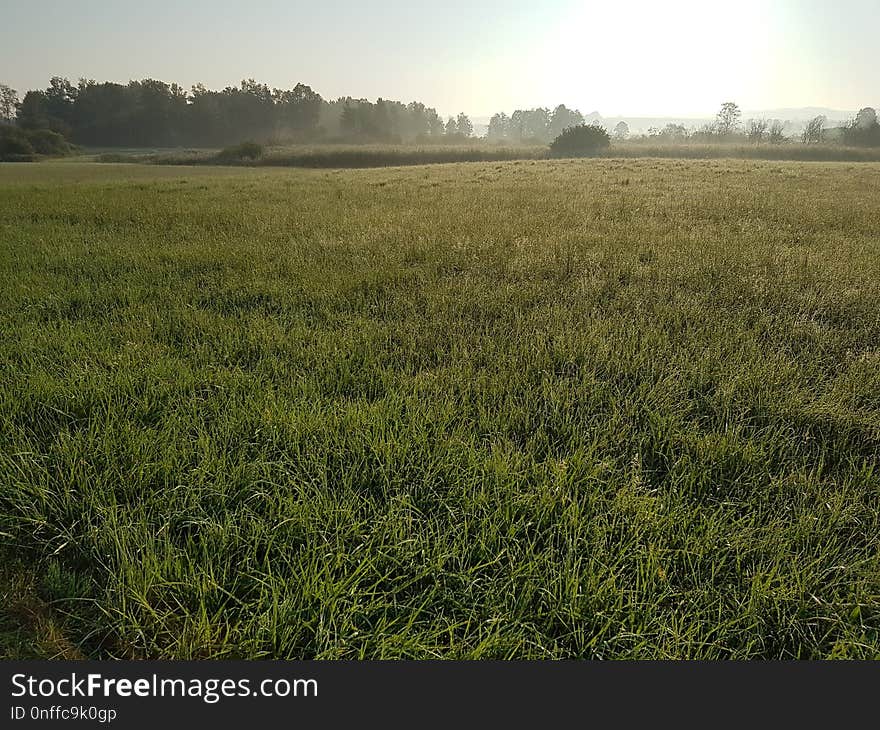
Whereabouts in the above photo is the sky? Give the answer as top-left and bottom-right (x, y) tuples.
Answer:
(1, 0), (877, 118)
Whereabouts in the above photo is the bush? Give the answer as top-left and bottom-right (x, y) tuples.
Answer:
(0, 125), (76, 160)
(549, 123), (611, 157)
(0, 126), (36, 159)
(26, 129), (73, 156)
(215, 141), (264, 163)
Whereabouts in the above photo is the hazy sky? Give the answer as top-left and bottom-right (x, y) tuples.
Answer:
(1, 0), (877, 117)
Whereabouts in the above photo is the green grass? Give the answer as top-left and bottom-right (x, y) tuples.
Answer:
(1, 158), (878, 659)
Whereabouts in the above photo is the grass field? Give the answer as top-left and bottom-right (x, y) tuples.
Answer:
(1, 158), (879, 659)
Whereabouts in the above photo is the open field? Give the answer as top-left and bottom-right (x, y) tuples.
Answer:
(1, 158), (879, 659)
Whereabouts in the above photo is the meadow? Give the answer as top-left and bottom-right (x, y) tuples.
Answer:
(1, 157), (878, 659)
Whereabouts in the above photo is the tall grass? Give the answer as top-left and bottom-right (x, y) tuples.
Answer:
(92, 142), (880, 168)
(1, 158), (879, 659)
(609, 141), (880, 162)
(96, 144), (550, 168)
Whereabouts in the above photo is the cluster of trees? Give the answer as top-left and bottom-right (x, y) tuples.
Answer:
(631, 102), (838, 146)
(3, 78), (879, 152)
(0, 77), (476, 147)
(320, 98), (473, 142)
(487, 105), (588, 143)
(842, 107), (880, 146)
(7, 77), (322, 147)
(638, 102), (879, 147)
(638, 103), (789, 144)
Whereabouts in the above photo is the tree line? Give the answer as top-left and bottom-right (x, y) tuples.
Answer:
(487, 105), (588, 143)
(0, 77), (480, 147)
(1, 79), (878, 150)
(619, 102), (880, 147)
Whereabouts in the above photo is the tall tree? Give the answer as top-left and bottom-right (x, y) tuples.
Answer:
(801, 115), (826, 144)
(715, 102), (742, 136)
(549, 105), (584, 140)
(855, 107), (877, 129)
(0, 84), (18, 124)
(768, 120), (786, 144)
(487, 113), (509, 142)
(747, 118), (768, 143)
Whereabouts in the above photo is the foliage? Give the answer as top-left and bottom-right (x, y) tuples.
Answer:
(768, 120), (787, 144)
(0, 125), (74, 160)
(0, 127), (35, 158)
(747, 119), (768, 144)
(489, 105), (585, 144)
(0, 84), (18, 124)
(802, 116), (826, 144)
(549, 123), (611, 157)
(648, 123), (689, 142)
(26, 129), (75, 155)
(14, 77), (322, 148)
(324, 98), (448, 143)
(715, 102), (742, 135)
(842, 108), (880, 147)
(215, 141), (264, 163)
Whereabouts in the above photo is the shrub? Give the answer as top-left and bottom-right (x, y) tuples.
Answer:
(26, 129), (73, 156)
(0, 126), (36, 159)
(215, 141), (264, 163)
(0, 125), (76, 160)
(549, 123), (611, 157)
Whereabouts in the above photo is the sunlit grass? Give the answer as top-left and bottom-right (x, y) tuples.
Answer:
(1, 158), (878, 659)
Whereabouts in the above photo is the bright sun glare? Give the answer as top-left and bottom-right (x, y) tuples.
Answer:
(524, 0), (779, 116)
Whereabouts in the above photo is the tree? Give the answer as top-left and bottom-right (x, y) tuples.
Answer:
(855, 107), (877, 130)
(0, 84), (18, 124)
(523, 108), (551, 141)
(843, 108), (880, 147)
(549, 123), (610, 157)
(660, 123), (688, 142)
(544, 104), (584, 139)
(768, 120), (786, 144)
(16, 91), (49, 130)
(747, 118), (768, 144)
(444, 116), (457, 136)
(801, 115), (825, 144)
(715, 102), (741, 136)
(549, 104), (584, 140)
(613, 121), (629, 141)
(427, 110), (445, 138)
(487, 113), (509, 142)
(455, 112), (473, 138)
